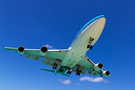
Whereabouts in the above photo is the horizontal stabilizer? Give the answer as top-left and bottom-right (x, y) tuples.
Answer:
(40, 68), (70, 77)
(40, 68), (54, 73)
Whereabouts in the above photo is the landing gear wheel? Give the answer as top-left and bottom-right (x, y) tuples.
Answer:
(59, 68), (64, 73)
(90, 45), (93, 49)
(59, 69), (62, 72)
(61, 69), (64, 72)
(53, 63), (57, 70)
(76, 73), (80, 76)
(87, 44), (93, 49)
(67, 71), (72, 75)
(91, 38), (94, 41)
(59, 69), (61, 72)
(87, 37), (94, 49)
(69, 71), (72, 75)
(87, 44), (90, 48)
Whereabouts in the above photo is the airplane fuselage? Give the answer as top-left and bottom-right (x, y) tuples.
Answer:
(60, 16), (106, 69)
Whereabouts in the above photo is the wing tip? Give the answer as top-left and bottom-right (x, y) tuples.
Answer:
(4, 47), (9, 50)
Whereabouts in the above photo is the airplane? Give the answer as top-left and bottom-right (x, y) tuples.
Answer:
(4, 15), (110, 77)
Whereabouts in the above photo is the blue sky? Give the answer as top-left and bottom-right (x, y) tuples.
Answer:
(0, 0), (135, 90)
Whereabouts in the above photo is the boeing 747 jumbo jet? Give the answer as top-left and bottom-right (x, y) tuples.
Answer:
(5, 15), (110, 77)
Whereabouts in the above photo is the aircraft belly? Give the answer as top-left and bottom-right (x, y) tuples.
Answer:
(66, 56), (82, 68)
(71, 17), (106, 54)
(61, 17), (106, 69)
(80, 17), (105, 45)
(61, 48), (82, 68)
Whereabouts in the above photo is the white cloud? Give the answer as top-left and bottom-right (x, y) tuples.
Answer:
(59, 79), (71, 85)
(80, 76), (109, 83)
(45, 44), (53, 49)
(77, 83), (79, 85)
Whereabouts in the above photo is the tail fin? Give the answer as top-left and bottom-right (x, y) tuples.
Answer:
(40, 68), (70, 77)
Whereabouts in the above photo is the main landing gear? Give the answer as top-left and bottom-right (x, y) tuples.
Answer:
(59, 66), (65, 73)
(52, 63), (57, 70)
(87, 44), (93, 49)
(59, 66), (67, 73)
(59, 68), (64, 72)
(59, 66), (72, 75)
(76, 70), (81, 76)
(87, 37), (94, 49)
(67, 69), (72, 75)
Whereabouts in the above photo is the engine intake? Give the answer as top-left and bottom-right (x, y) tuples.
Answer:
(94, 63), (103, 71)
(102, 71), (110, 77)
(18, 46), (25, 55)
(98, 63), (103, 69)
(40, 46), (48, 56)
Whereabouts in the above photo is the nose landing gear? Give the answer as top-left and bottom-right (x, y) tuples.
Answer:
(87, 37), (94, 49)
(87, 45), (93, 49)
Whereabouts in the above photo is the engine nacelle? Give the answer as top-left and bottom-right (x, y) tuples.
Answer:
(94, 63), (103, 72)
(40, 46), (48, 56)
(102, 71), (110, 77)
(18, 46), (25, 55)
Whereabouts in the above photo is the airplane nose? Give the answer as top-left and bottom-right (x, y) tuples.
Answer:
(92, 17), (106, 26)
(87, 16), (106, 32)
(86, 16), (106, 45)
(97, 17), (106, 24)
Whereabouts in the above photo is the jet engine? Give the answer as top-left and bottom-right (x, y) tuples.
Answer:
(102, 71), (110, 77)
(94, 63), (103, 72)
(40, 46), (48, 56)
(18, 46), (25, 55)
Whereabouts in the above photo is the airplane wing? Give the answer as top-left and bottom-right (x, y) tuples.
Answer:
(4, 47), (68, 68)
(4, 47), (110, 77)
(72, 56), (110, 77)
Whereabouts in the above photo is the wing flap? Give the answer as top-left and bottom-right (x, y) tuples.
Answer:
(24, 53), (40, 60)
(72, 65), (87, 74)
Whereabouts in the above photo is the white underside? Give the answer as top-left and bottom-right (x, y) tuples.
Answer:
(61, 17), (106, 68)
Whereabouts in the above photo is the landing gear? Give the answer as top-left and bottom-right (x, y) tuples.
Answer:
(67, 70), (72, 75)
(59, 68), (64, 72)
(90, 45), (93, 49)
(76, 70), (81, 76)
(59, 66), (65, 73)
(52, 63), (57, 70)
(87, 37), (94, 49)
(52, 67), (55, 69)
(76, 73), (80, 76)
(87, 44), (90, 48)
(87, 44), (93, 49)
